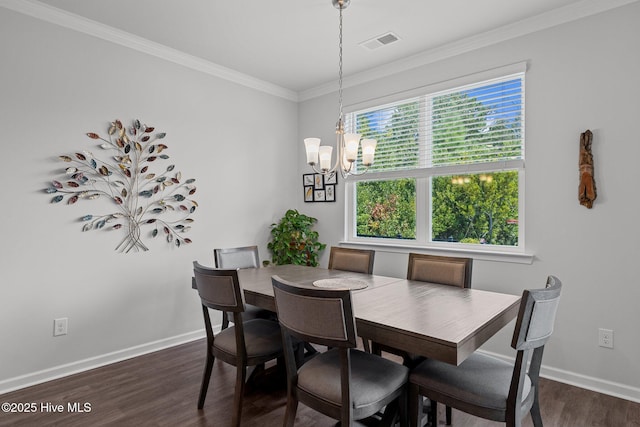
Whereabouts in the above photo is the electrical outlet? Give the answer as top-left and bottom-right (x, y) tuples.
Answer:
(598, 328), (613, 348)
(54, 318), (68, 336)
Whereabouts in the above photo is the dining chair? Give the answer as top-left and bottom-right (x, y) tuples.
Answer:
(406, 252), (472, 288)
(372, 252), (473, 423)
(272, 275), (409, 427)
(328, 246), (375, 274)
(409, 275), (563, 427)
(328, 246), (376, 352)
(373, 253), (473, 365)
(193, 262), (284, 427)
(214, 245), (276, 330)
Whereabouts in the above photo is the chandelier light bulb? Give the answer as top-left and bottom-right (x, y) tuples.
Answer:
(304, 138), (321, 165)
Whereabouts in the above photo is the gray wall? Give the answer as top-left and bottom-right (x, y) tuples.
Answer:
(0, 9), (298, 390)
(298, 3), (640, 401)
(1, 2), (639, 403)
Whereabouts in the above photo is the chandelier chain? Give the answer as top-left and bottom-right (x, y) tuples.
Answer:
(338, 4), (343, 123)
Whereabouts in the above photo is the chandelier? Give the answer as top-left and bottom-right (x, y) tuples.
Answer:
(303, 0), (377, 178)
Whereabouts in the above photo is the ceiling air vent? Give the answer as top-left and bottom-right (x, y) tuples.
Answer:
(360, 32), (400, 51)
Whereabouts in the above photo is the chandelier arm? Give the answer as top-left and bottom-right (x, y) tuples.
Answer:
(304, 0), (375, 179)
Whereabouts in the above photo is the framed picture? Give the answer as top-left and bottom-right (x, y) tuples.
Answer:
(325, 185), (335, 201)
(324, 172), (337, 185)
(303, 173), (337, 202)
(303, 174), (314, 187)
(304, 186), (314, 202)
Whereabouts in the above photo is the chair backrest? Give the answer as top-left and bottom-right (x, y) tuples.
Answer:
(214, 245), (260, 269)
(511, 275), (562, 351)
(406, 253), (473, 288)
(328, 247), (375, 274)
(272, 275), (358, 349)
(193, 261), (245, 313)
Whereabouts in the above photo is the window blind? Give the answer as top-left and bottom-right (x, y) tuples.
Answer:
(345, 73), (524, 173)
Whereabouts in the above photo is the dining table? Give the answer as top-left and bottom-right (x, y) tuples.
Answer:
(233, 264), (521, 366)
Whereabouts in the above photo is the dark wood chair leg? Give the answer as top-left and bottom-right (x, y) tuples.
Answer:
(283, 391), (298, 427)
(409, 383), (421, 427)
(197, 353), (214, 409)
(381, 399), (398, 427)
(429, 400), (438, 427)
(446, 405), (452, 425)
(231, 364), (247, 427)
(530, 390), (543, 427)
(221, 312), (230, 330)
(371, 341), (382, 356)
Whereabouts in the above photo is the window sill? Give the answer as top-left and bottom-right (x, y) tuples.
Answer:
(339, 240), (534, 264)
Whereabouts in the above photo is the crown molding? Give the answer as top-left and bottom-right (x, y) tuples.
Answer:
(299, 0), (640, 101)
(0, 0), (299, 102)
(2, 0), (637, 103)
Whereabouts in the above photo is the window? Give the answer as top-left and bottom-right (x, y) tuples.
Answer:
(345, 65), (525, 253)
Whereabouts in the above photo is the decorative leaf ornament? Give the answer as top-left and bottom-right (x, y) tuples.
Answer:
(45, 119), (197, 252)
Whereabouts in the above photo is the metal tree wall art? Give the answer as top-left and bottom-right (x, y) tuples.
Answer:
(45, 119), (197, 252)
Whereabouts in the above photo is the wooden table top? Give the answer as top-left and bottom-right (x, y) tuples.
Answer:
(236, 264), (521, 366)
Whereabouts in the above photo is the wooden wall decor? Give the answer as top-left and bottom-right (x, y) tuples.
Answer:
(578, 129), (596, 208)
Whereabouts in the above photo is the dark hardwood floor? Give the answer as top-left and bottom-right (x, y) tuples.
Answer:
(1, 339), (638, 426)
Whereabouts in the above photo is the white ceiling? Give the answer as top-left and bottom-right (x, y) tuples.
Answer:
(7, 0), (637, 97)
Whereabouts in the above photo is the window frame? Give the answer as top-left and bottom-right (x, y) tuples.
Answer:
(342, 63), (532, 263)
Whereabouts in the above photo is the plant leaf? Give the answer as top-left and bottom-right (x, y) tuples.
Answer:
(86, 132), (100, 139)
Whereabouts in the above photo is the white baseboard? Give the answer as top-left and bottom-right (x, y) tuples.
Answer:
(480, 350), (640, 404)
(0, 329), (206, 395)
(3, 335), (638, 405)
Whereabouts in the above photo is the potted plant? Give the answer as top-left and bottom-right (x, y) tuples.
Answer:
(267, 209), (326, 267)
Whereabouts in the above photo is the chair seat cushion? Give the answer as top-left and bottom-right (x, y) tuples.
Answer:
(410, 352), (531, 413)
(214, 319), (282, 359)
(297, 348), (408, 411)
